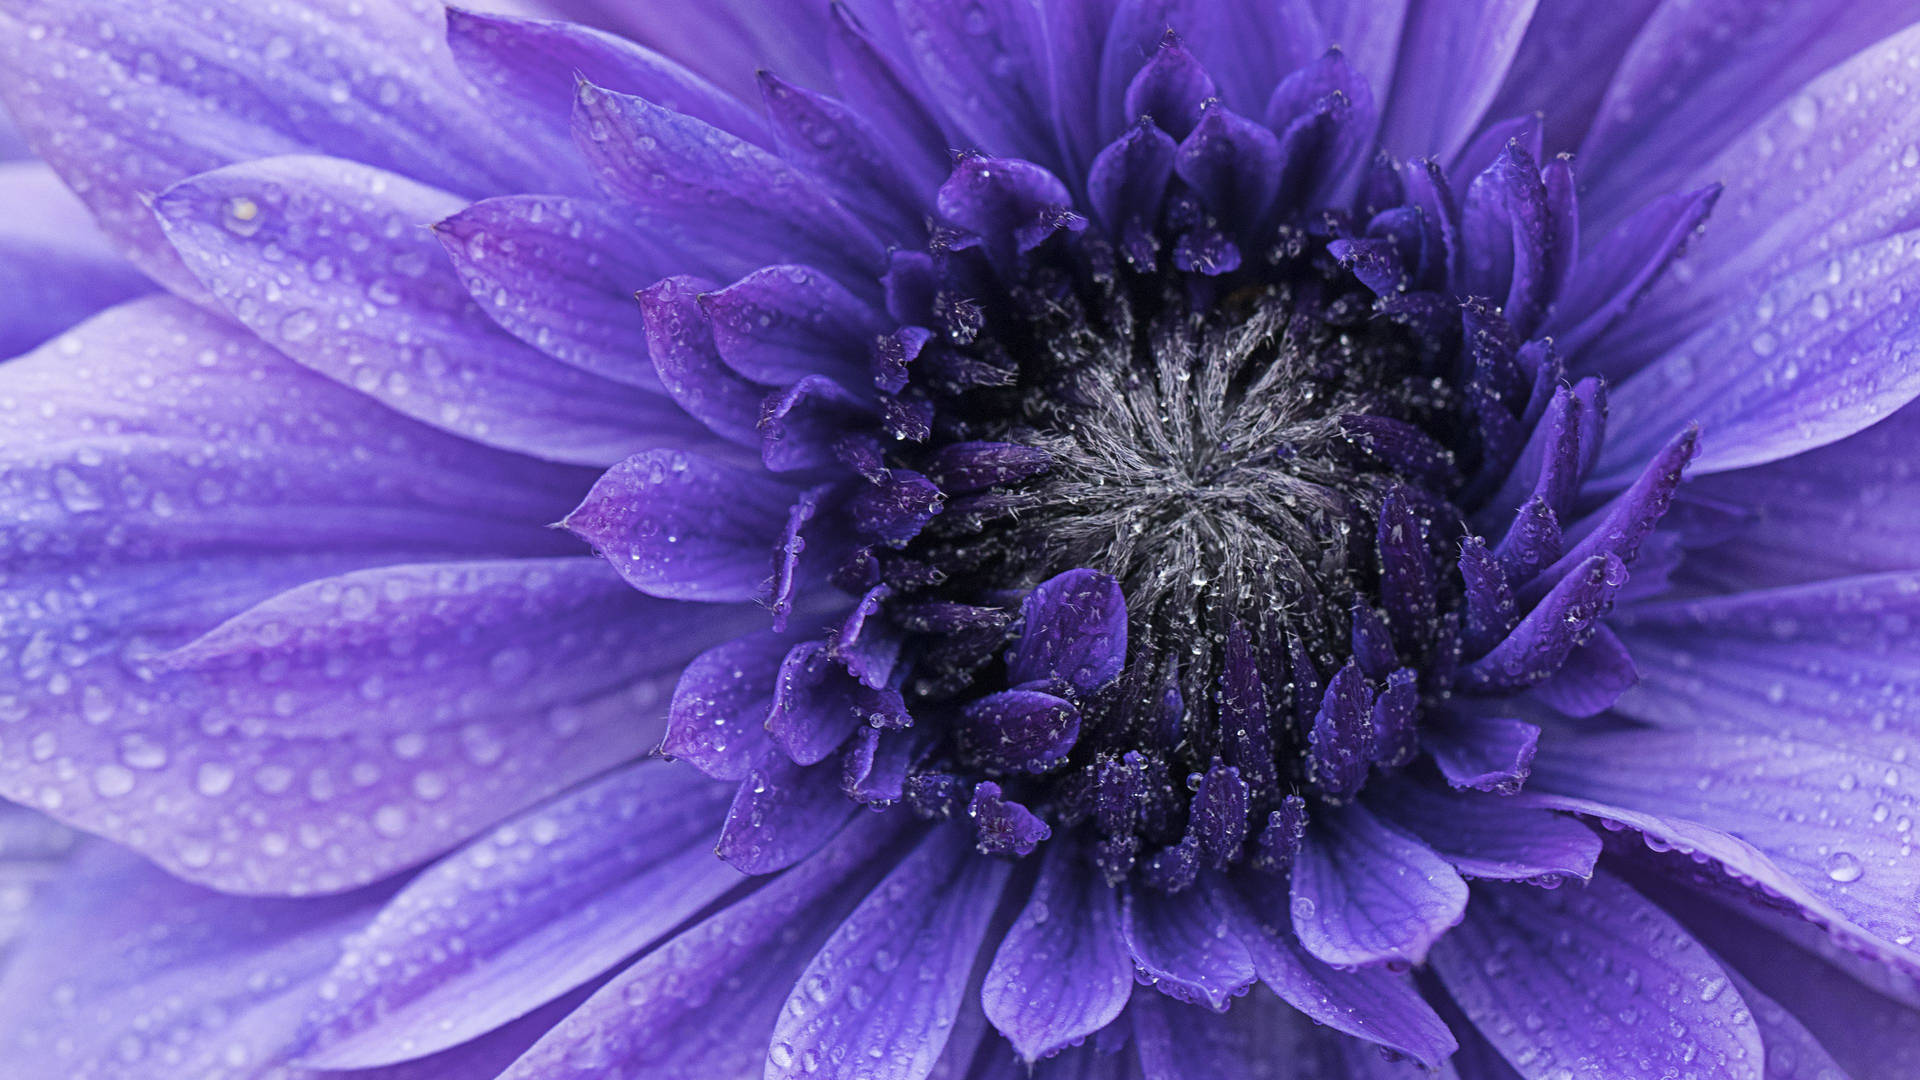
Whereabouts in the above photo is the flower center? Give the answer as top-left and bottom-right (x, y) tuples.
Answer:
(880, 215), (1473, 886)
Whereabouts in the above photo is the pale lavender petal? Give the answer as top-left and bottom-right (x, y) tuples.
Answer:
(0, 161), (149, 357)
(0, 0), (552, 299)
(0, 844), (387, 1079)
(302, 761), (740, 1068)
(770, 825), (1012, 1080)
(1291, 800), (1468, 967)
(1614, 572), (1920, 741)
(1578, 0), (1919, 228)
(0, 298), (645, 895)
(982, 842), (1133, 1062)
(1680, 404), (1920, 590)
(0, 805), (75, 961)
(495, 814), (909, 1080)
(1431, 872), (1763, 1080)
(1591, 24), (1920, 380)
(1526, 729), (1920, 975)
(154, 155), (701, 466)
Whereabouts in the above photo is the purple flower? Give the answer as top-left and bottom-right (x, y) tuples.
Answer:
(4, 0), (1920, 1077)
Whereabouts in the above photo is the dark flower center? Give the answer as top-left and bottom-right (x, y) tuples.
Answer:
(865, 198), (1477, 886)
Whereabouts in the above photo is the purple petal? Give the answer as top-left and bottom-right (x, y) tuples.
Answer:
(0, 845), (388, 1078)
(1208, 873), (1458, 1066)
(1309, 661), (1377, 799)
(0, 806), (74, 958)
(1378, 0), (1541, 163)
(704, 264), (885, 386)
(1430, 873), (1763, 1080)
(927, 442), (1054, 495)
(1528, 427), (1695, 602)
(1266, 50), (1379, 207)
(572, 81), (886, 284)
(154, 155), (696, 466)
(1424, 712), (1540, 793)
(1543, 184), (1720, 362)
(0, 299), (643, 895)
(1125, 36), (1217, 139)
(1655, 884), (1920, 1080)
(969, 781), (1053, 856)
(154, 558), (741, 888)
(1376, 492), (1436, 656)
(1527, 624), (1636, 717)
(1128, 982), (1319, 1080)
(639, 274), (767, 446)
(495, 814), (908, 1080)
(564, 0), (832, 103)
(770, 825), (1011, 1080)
(1120, 883), (1257, 1010)
(1577, 0), (1917, 228)
(1616, 571), (1920, 741)
(302, 761), (741, 1068)
(826, 5), (955, 190)
(1087, 119), (1180, 263)
(434, 195), (669, 388)
(1174, 103), (1283, 227)
(1594, 226), (1920, 488)
(1480, 0), (1661, 154)
(896, 0), (1054, 163)
(1682, 404), (1920, 590)
(1007, 569), (1130, 693)
(1367, 778), (1599, 883)
(716, 752), (857, 875)
(1449, 112), (1543, 193)
(664, 629), (798, 780)
(0, 0), (551, 299)
(759, 72), (933, 240)
(767, 641), (867, 766)
(956, 690), (1083, 775)
(1459, 553), (1627, 693)
(1291, 800), (1469, 966)
(983, 843), (1133, 1061)
(939, 155), (1088, 255)
(1593, 26), (1920, 380)
(1101, 0), (1324, 125)
(1307, 0), (1407, 101)
(564, 448), (794, 603)
(446, 7), (767, 161)
(0, 162), (149, 357)
(1526, 729), (1920, 975)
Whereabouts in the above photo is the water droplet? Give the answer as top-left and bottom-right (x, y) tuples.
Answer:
(223, 196), (264, 237)
(1825, 850), (1864, 883)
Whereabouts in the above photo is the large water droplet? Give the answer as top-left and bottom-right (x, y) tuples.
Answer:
(1825, 850), (1864, 883)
